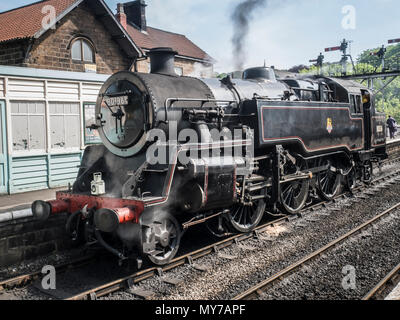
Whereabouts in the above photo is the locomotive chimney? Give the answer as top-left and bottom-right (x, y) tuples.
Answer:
(116, 3), (127, 30)
(148, 47), (178, 76)
(124, 0), (147, 31)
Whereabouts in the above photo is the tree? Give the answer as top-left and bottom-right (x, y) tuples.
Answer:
(358, 43), (400, 71)
(291, 43), (400, 120)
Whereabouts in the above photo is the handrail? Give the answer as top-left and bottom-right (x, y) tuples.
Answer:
(290, 87), (333, 93)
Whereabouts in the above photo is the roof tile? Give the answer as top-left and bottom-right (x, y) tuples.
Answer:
(0, 0), (213, 62)
(126, 24), (213, 62)
(0, 0), (78, 43)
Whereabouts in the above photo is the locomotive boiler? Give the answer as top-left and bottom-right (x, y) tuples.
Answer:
(32, 47), (387, 266)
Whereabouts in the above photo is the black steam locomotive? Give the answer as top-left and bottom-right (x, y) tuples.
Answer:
(32, 48), (387, 266)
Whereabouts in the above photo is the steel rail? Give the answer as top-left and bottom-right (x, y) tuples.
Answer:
(363, 262), (400, 300)
(233, 202), (400, 300)
(382, 155), (400, 166)
(0, 255), (95, 292)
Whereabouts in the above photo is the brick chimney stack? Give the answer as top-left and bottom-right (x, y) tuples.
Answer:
(124, 0), (147, 31)
(116, 3), (127, 30)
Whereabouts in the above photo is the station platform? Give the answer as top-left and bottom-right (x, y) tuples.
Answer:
(0, 188), (65, 213)
(386, 136), (400, 145)
(0, 188), (63, 215)
(386, 283), (400, 300)
(0, 187), (69, 267)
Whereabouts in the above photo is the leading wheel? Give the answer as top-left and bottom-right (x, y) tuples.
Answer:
(227, 187), (266, 233)
(145, 214), (181, 266)
(317, 158), (342, 201)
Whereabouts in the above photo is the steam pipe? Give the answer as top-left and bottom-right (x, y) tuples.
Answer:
(94, 229), (126, 260)
(164, 98), (236, 123)
(65, 211), (82, 237)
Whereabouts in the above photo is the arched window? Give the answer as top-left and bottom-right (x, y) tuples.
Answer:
(71, 38), (95, 63)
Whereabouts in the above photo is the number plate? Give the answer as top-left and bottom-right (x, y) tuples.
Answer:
(105, 95), (129, 107)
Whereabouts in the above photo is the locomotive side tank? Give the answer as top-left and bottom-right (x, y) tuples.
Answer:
(32, 47), (387, 266)
(242, 77), (384, 155)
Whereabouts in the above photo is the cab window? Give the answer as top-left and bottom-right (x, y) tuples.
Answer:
(355, 95), (362, 113)
(349, 95), (357, 114)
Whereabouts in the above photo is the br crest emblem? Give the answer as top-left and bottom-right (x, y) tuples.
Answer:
(327, 118), (333, 134)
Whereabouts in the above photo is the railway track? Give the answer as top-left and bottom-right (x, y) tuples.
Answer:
(62, 169), (400, 300)
(233, 201), (400, 300)
(363, 263), (400, 300)
(64, 206), (321, 300)
(0, 255), (95, 293)
(1, 164), (400, 300)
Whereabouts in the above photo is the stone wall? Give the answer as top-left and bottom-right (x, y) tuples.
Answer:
(0, 213), (70, 267)
(0, 3), (215, 77)
(0, 3), (132, 74)
(0, 39), (30, 66)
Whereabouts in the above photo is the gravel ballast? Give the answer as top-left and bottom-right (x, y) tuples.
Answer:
(259, 210), (400, 300)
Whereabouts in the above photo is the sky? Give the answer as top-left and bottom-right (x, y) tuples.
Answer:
(1, 0), (400, 72)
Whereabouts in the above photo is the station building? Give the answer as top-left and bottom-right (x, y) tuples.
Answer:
(0, 0), (214, 194)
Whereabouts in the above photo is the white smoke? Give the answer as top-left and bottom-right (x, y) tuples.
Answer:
(188, 62), (214, 78)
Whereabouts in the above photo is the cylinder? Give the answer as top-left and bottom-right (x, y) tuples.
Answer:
(94, 207), (136, 233)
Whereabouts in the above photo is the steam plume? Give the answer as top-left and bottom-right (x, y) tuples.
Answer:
(231, 0), (267, 71)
